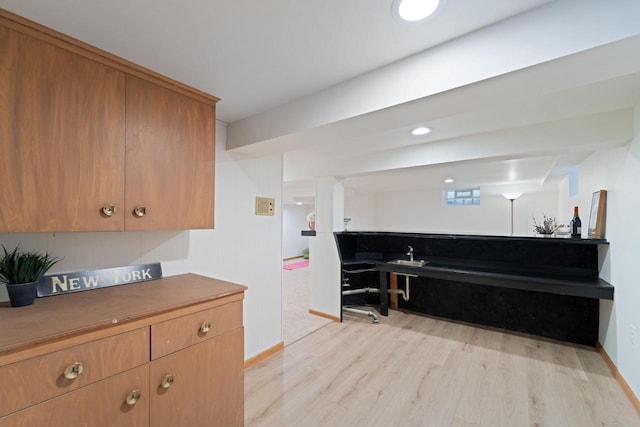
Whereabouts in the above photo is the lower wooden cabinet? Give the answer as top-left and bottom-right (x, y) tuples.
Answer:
(150, 328), (244, 426)
(0, 274), (246, 427)
(0, 328), (149, 416)
(0, 365), (149, 427)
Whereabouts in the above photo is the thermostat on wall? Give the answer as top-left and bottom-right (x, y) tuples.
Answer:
(255, 196), (275, 216)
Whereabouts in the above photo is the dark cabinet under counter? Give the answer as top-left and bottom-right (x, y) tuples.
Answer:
(335, 232), (612, 346)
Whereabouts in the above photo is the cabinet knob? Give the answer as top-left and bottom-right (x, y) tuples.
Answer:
(133, 206), (147, 217)
(102, 204), (118, 217)
(125, 389), (141, 406)
(63, 362), (84, 379)
(199, 321), (211, 334)
(161, 374), (175, 389)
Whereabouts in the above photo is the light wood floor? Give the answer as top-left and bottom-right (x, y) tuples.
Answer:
(245, 308), (640, 426)
(282, 259), (332, 345)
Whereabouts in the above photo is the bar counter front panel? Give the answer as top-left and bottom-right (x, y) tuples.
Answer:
(335, 232), (612, 346)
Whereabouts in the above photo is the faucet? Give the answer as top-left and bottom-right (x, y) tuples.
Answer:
(407, 246), (414, 261)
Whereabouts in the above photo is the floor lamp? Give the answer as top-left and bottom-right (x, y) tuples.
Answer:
(502, 193), (523, 236)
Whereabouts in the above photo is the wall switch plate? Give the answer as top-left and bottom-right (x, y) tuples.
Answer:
(630, 325), (638, 347)
(255, 196), (275, 216)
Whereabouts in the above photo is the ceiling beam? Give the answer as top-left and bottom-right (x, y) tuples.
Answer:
(228, 0), (640, 151)
(284, 109), (634, 181)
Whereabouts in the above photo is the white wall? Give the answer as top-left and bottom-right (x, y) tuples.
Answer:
(373, 189), (558, 236)
(186, 123), (283, 360)
(344, 189), (376, 231)
(309, 177), (343, 319)
(0, 122), (284, 360)
(558, 104), (640, 399)
(283, 204), (312, 259)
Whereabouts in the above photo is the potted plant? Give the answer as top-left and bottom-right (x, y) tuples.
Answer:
(532, 215), (561, 236)
(0, 245), (61, 307)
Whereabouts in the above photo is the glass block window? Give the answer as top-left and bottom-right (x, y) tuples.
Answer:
(444, 188), (480, 205)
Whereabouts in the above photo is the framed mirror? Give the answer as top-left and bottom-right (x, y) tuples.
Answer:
(588, 190), (607, 239)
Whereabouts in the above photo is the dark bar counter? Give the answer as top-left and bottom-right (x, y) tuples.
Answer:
(335, 231), (612, 346)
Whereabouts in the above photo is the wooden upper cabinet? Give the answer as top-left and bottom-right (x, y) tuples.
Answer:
(0, 9), (218, 232)
(125, 75), (215, 230)
(0, 25), (125, 232)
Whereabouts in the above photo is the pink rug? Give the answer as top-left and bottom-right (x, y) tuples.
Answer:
(283, 260), (309, 270)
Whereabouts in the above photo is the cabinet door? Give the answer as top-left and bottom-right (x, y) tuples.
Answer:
(125, 75), (215, 230)
(0, 25), (125, 232)
(150, 327), (244, 426)
(0, 365), (148, 427)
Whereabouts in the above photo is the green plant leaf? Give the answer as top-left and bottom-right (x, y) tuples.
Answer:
(0, 245), (62, 284)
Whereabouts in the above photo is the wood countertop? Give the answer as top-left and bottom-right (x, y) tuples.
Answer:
(0, 273), (246, 359)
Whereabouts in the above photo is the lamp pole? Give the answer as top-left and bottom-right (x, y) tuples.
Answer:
(503, 193), (522, 237)
(502, 193), (522, 236)
(509, 198), (515, 236)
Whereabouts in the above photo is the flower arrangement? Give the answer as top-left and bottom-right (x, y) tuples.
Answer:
(306, 211), (316, 230)
(532, 215), (560, 235)
(306, 211), (316, 223)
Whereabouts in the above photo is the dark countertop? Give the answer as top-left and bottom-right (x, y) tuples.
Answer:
(377, 260), (613, 300)
(336, 231), (612, 300)
(342, 258), (613, 300)
(337, 232), (610, 346)
(335, 231), (608, 245)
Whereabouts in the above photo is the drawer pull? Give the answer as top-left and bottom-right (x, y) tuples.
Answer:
(133, 206), (147, 217)
(199, 321), (211, 334)
(161, 374), (175, 389)
(63, 362), (84, 379)
(125, 389), (141, 406)
(101, 204), (117, 217)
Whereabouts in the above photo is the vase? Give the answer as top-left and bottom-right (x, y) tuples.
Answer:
(6, 281), (38, 307)
(536, 233), (555, 238)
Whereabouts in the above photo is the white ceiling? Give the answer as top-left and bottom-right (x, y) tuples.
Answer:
(0, 0), (552, 123)
(3, 0), (640, 206)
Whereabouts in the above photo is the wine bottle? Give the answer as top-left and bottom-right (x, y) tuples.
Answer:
(571, 206), (582, 238)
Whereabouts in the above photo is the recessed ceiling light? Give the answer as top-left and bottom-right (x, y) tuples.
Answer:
(393, 0), (441, 22)
(411, 126), (431, 136)
(296, 202), (303, 205)
(444, 178), (454, 183)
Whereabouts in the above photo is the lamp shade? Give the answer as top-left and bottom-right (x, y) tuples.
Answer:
(502, 192), (523, 201)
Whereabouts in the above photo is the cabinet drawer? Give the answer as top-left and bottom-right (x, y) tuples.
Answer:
(151, 300), (242, 359)
(0, 364), (149, 427)
(0, 328), (149, 417)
